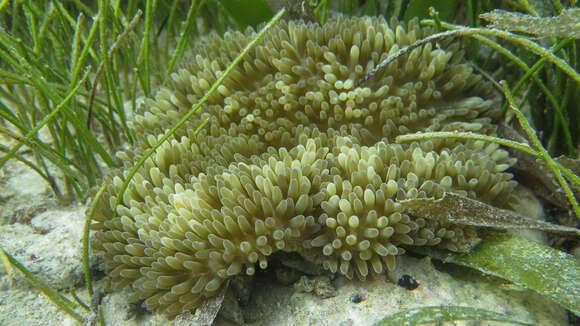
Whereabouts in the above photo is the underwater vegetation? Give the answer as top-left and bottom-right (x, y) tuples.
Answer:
(91, 14), (557, 316)
(1, 1), (580, 325)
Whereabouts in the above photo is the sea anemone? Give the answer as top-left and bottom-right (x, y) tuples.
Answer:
(91, 15), (517, 316)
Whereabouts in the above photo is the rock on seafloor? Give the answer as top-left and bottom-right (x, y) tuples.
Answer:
(212, 255), (567, 326)
(0, 204), (87, 289)
(0, 162), (89, 324)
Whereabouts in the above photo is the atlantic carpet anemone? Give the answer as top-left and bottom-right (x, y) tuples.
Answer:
(91, 15), (518, 316)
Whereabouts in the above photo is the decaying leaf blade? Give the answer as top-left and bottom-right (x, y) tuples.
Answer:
(480, 8), (580, 39)
(373, 305), (539, 326)
(400, 192), (580, 239)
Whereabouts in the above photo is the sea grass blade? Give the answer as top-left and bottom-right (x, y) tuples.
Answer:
(480, 8), (580, 39)
(400, 192), (580, 238)
(373, 306), (538, 326)
(84, 179), (110, 298)
(501, 81), (580, 220)
(396, 131), (580, 206)
(0, 247), (85, 322)
(359, 23), (580, 89)
(0, 68), (92, 171)
(136, 0), (153, 96)
(410, 235), (580, 315)
(163, 0), (203, 85)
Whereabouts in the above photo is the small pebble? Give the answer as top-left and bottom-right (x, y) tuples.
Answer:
(397, 274), (419, 290)
(350, 292), (366, 303)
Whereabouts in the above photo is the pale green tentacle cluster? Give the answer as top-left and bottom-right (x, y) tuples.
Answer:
(92, 15), (517, 316)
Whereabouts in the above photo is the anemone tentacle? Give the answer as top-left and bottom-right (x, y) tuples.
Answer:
(92, 15), (517, 316)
